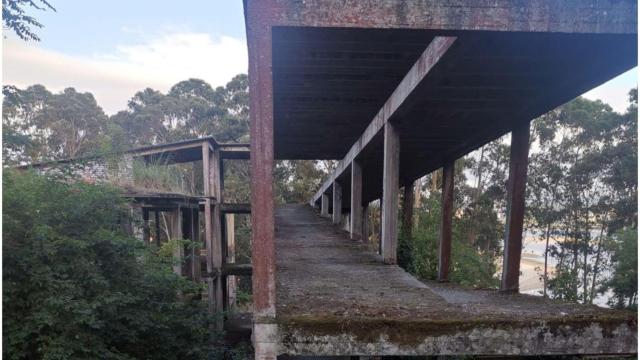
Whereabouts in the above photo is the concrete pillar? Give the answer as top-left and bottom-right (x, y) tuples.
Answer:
(321, 193), (329, 217)
(142, 208), (150, 245)
(226, 213), (237, 309)
(382, 122), (400, 264)
(202, 143), (224, 330)
(188, 208), (201, 282)
(168, 207), (184, 276)
(501, 121), (531, 292)
(350, 160), (363, 240)
(332, 181), (342, 225)
(438, 161), (454, 282)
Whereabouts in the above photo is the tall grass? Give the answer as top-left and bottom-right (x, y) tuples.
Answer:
(132, 157), (188, 194)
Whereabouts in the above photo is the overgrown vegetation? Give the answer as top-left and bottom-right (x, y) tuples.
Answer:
(3, 170), (216, 359)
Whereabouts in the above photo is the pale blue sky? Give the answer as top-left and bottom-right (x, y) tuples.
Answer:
(3, 0), (637, 114)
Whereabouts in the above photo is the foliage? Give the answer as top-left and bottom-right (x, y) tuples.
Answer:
(529, 90), (638, 306)
(2, 0), (54, 41)
(2, 85), (109, 164)
(3, 170), (216, 359)
(405, 195), (499, 289)
(601, 228), (637, 310)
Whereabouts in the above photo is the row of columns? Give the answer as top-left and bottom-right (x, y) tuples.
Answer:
(319, 121), (530, 292)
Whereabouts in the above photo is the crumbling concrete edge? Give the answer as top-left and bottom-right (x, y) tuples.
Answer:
(278, 321), (637, 356)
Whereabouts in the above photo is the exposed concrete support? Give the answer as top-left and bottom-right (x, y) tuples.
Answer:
(350, 160), (363, 240)
(210, 149), (224, 329)
(246, 3), (277, 359)
(188, 208), (201, 282)
(382, 122), (400, 265)
(332, 181), (342, 225)
(154, 210), (161, 247)
(320, 194), (329, 217)
(401, 182), (415, 239)
(168, 207), (184, 276)
(142, 208), (150, 245)
(501, 121), (531, 292)
(226, 214), (237, 310)
(311, 36), (456, 205)
(438, 161), (455, 282)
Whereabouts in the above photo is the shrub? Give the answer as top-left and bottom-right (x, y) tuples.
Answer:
(3, 170), (216, 359)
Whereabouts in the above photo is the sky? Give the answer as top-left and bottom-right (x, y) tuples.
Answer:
(2, 0), (637, 115)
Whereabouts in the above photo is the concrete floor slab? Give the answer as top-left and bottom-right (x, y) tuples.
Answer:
(272, 204), (637, 357)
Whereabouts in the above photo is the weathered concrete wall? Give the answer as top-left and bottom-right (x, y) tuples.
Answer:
(30, 154), (134, 187)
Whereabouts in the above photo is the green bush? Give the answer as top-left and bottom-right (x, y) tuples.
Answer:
(3, 170), (216, 359)
(407, 195), (499, 289)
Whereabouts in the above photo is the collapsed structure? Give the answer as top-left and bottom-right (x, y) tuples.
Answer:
(244, 0), (637, 358)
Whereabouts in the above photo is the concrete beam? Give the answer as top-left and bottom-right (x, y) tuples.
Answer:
(438, 161), (455, 282)
(501, 121), (531, 292)
(382, 122), (400, 265)
(332, 181), (342, 225)
(268, 0), (637, 35)
(311, 36), (456, 205)
(350, 160), (363, 240)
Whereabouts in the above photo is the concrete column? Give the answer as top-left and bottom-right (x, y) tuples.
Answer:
(332, 181), (342, 225)
(350, 160), (363, 240)
(142, 208), (150, 245)
(501, 121), (531, 292)
(189, 208), (201, 282)
(321, 193), (329, 217)
(226, 214), (237, 309)
(168, 207), (184, 276)
(382, 122), (400, 264)
(438, 162), (454, 282)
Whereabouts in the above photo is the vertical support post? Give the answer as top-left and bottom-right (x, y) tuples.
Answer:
(142, 208), (150, 245)
(154, 210), (161, 247)
(190, 208), (201, 282)
(246, 3), (277, 358)
(438, 162), (455, 282)
(226, 214), (237, 310)
(402, 181), (415, 239)
(168, 206), (184, 276)
(382, 122), (400, 264)
(332, 181), (342, 225)
(350, 161), (363, 240)
(501, 121), (531, 292)
(202, 142), (223, 330)
(321, 194), (329, 217)
(210, 147), (224, 329)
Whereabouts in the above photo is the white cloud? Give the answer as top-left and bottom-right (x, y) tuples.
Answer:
(582, 68), (637, 113)
(2, 32), (248, 114)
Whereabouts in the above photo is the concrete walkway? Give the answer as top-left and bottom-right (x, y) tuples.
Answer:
(273, 204), (636, 356)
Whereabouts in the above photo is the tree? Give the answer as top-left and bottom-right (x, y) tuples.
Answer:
(2, 85), (109, 163)
(602, 228), (637, 310)
(3, 0), (55, 41)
